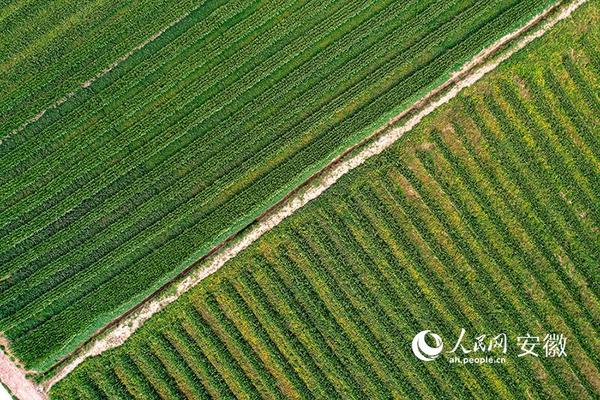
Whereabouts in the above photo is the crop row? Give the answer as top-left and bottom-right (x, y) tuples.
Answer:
(0, 0), (408, 362)
(0, 0), (204, 133)
(50, 14), (600, 396)
(2, 0), (560, 371)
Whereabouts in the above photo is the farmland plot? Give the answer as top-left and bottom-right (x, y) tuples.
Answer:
(0, 0), (558, 372)
(49, 2), (600, 398)
(0, 0), (201, 134)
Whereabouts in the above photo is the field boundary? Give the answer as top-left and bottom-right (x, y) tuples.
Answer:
(36, 0), (590, 392)
(0, 337), (45, 400)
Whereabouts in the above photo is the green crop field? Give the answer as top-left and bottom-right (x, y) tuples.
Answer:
(0, 0), (559, 372)
(0, 0), (201, 134)
(48, 2), (600, 399)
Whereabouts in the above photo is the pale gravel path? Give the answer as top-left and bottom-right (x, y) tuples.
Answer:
(0, 341), (46, 400)
(40, 0), (590, 392)
(0, 6), (200, 145)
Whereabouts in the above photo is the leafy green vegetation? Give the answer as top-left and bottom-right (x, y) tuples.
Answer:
(49, 2), (600, 398)
(0, 0), (201, 134)
(0, 0), (557, 371)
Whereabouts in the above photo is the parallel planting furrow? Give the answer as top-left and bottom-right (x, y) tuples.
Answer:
(1, 0), (560, 371)
(50, 4), (600, 398)
(0, 0), (205, 134)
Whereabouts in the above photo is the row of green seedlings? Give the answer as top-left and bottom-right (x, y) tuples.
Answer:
(464, 88), (596, 288)
(349, 177), (546, 398)
(411, 94), (598, 396)
(324, 191), (536, 392)
(582, 37), (600, 75)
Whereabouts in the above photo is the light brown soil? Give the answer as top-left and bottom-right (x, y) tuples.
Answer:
(0, 336), (46, 400)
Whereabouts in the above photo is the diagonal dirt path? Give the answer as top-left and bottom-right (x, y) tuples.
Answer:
(39, 0), (589, 392)
(0, 338), (46, 400)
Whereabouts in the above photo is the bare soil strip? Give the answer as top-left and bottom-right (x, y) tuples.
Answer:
(0, 5), (200, 144)
(38, 0), (590, 391)
(0, 336), (46, 400)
